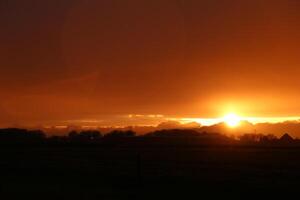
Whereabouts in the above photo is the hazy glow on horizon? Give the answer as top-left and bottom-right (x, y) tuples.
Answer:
(179, 116), (300, 126)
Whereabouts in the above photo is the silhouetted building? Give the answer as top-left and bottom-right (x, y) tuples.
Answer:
(279, 133), (294, 143)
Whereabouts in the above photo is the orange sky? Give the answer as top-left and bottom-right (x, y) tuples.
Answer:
(1, 0), (300, 127)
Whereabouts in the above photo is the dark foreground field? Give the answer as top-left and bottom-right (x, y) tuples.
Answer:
(0, 144), (300, 199)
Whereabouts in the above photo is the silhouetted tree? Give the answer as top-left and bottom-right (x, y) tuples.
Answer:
(68, 130), (78, 138)
(239, 133), (264, 143)
(68, 130), (102, 142)
(104, 130), (136, 138)
(0, 128), (46, 144)
(28, 130), (46, 139)
(260, 134), (278, 143)
(145, 129), (201, 137)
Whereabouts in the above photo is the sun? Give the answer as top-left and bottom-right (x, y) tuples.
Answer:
(223, 113), (241, 127)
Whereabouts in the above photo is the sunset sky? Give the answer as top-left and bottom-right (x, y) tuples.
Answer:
(1, 0), (300, 127)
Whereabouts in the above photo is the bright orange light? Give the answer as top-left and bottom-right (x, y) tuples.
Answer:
(223, 113), (241, 127)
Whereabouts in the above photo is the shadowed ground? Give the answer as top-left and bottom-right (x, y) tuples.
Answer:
(0, 145), (299, 199)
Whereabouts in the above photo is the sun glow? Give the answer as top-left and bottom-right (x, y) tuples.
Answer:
(223, 113), (241, 127)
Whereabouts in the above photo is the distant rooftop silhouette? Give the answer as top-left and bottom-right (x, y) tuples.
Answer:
(280, 133), (294, 142)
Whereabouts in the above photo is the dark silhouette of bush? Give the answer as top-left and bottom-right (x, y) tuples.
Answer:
(260, 134), (278, 143)
(104, 130), (136, 138)
(0, 128), (46, 144)
(145, 129), (202, 137)
(239, 133), (278, 144)
(68, 130), (102, 142)
(143, 129), (232, 146)
(68, 130), (78, 138)
(239, 134), (263, 143)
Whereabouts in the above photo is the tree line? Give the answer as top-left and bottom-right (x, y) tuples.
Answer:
(0, 128), (297, 146)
